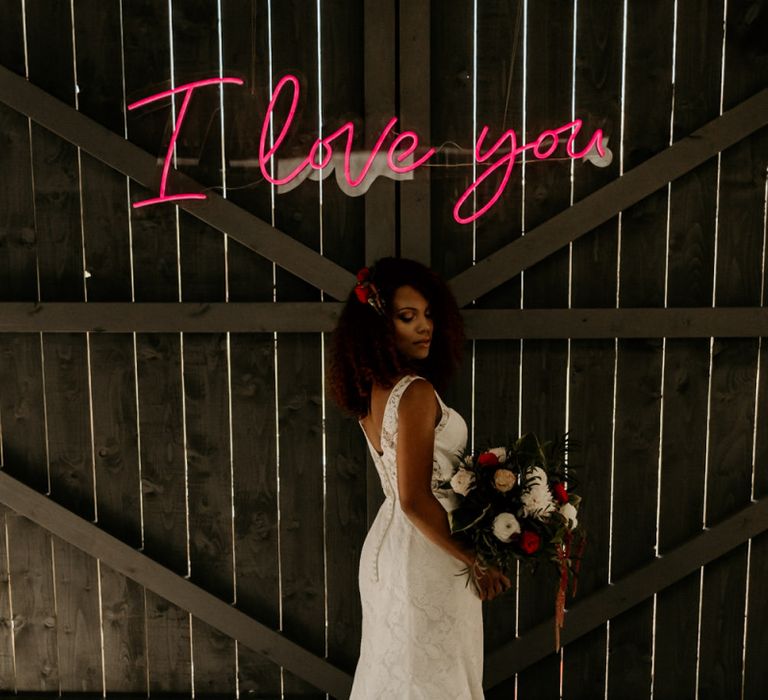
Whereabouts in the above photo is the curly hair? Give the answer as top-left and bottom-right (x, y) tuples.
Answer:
(326, 257), (466, 419)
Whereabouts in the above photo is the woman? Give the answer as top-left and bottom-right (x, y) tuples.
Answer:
(327, 257), (511, 698)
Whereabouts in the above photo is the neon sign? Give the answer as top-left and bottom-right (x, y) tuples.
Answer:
(128, 75), (606, 225)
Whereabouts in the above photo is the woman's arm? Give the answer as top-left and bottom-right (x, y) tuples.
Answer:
(396, 379), (475, 566)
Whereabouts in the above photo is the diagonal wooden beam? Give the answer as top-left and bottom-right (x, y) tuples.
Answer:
(0, 469), (353, 698)
(0, 302), (766, 338)
(448, 88), (768, 307)
(0, 64), (354, 301)
(484, 496), (768, 687)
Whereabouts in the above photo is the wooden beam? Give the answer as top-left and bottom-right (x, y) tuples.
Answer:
(448, 88), (768, 307)
(484, 496), (768, 687)
(0, 303), (766, 338)
(0, 469), (353, 698)
(463, 306), (768, 339)
(399, 0), (431, 264)
(363, 0), (397, 263)
(0, 65), (353, 301)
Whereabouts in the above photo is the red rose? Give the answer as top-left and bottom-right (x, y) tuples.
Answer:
(520, 531), (541, 554)
(356, 267), (370, 281)
(552, 482), (568, 504)
(477, 452), (499, 467)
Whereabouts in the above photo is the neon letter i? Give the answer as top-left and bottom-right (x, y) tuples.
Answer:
(128, 77), (244, 208)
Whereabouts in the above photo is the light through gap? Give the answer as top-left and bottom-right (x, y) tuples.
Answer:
(264, 2), (287, 696)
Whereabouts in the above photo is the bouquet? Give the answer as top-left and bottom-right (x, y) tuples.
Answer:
(440, 431), (586, 649)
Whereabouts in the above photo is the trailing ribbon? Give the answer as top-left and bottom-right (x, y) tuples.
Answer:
(554, 530), (571, 651)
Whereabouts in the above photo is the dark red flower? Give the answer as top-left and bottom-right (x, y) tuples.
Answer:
(552, 482), (568, 504)
(355, 285), (369, 303)
(520, 531), (541, 554)
(477, 452), (499, 467)
(356, 267), (370, 282)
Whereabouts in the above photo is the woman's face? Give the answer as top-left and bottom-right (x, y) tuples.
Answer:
(391, 285), (433, 361)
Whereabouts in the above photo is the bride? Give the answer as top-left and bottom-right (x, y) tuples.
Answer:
(327, 257), (511, 698)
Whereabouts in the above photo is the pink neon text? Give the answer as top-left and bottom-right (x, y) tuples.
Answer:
(128, 77), (244, 208)
(453, 120), (606, 224)
(258, 74), (435, 188)
(128, 74), (604, 225)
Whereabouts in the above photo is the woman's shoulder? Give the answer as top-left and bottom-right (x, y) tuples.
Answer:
(397, 374), (436, 408)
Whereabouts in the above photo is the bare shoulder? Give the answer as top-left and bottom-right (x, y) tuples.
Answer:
(398, 377), (437, 419)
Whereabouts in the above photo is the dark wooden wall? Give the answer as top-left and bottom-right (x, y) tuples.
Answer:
(0, 0), (766, 698)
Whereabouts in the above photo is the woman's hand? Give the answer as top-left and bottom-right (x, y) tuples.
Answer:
(471, 559), (512, 601)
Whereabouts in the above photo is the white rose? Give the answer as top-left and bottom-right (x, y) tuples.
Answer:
(450, 468), (476, 496)
(488, 447), (508, 464)
(493, 468), (517, 493)
(492, 512), (521, 543)
(519, 466), (556, 520)
(559, 502), (578, 529)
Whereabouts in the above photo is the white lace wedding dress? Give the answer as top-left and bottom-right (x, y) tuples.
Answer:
(350, 374), (484, 699)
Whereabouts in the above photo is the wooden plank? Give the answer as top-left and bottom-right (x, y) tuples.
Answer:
(219, 0), (282, 694)
(363, 0), (396, 261)
(473, 4), (524, 686)
(0, 333), (48, 493)
(2, 303), (768, 336)
(270, 3), (325, 697)
(515, 3), (573, 696)
(120, 2), (191, 693)
(134, 330), (191, 694)
(559, 0), (623, 694)
(745, 307), (768, 694)
(4, 512), (58, 691)
(474, 0), (524, 310)
(399, 0), (430, 263)
(0, 0), (37, 305)
(653, 1), (724, 695)
(24, 2), (103, 692)
(52, 537), (103, 690)
(757, 316), (768, 503)
(698, 1), (768, 695)
(429, 0), (473, 279)
(0, 62), (352, 302)
(169, 1), (237, 694)
(321, 0), (369, 677)
(0, 505), (14, 691)
(744, 531), (768, 697)
(448, 86), (768, 307)
(99, 561), (147, 695)
(484, 495), (768, 685)
(0, 470), (353, 698)
(0, 6), (49, 693)
(607, 3), (674, 695)
(227, 327), (281, 695)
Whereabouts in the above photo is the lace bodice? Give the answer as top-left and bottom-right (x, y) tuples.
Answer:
(350, 374), (483, 699)
(358, 373), (468, 510)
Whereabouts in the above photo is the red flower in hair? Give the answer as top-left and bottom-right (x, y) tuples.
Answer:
(552, 482), (568, 504)
(477, 452), (500, 467)
(520, 531), (541, 554)
(353, 266), (386, 316)
(355, 285), (369, 303)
